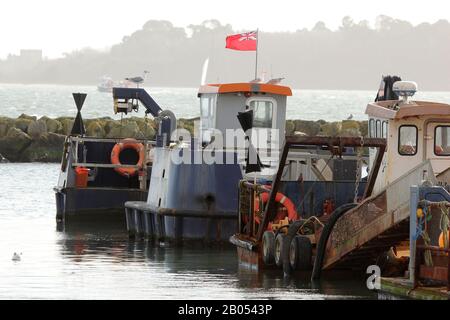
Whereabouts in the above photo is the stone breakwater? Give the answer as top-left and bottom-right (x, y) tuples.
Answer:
(0, 114), (367, 162)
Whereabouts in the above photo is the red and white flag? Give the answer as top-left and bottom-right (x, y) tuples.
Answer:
(225, 31), (257, 51)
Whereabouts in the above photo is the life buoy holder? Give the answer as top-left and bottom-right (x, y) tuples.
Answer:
(111, 138), (145, 178)
(254, 191), (298, 228)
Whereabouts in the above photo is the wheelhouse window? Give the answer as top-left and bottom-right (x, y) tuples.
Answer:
(369, 119), (375, 138)
(249, 100), (274, 128)
(200, 96), (213, 118)
(435, 126), (450, 156)
(382, 121), (388, 139)
(200, 95), (216, 143)
(376, 120), (381, 138)
(398, 125), (418, 156)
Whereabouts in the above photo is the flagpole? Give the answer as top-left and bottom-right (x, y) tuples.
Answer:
(254, 28), (259, 210)
(255, 29), (259, 79)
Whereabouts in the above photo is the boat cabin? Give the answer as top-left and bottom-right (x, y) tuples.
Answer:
(197, 82), (292, 151)
(366, 81), (450, 194)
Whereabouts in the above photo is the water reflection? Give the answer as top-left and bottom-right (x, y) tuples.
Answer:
(0, 163), (375, 299)
(56, 225), (375, 300)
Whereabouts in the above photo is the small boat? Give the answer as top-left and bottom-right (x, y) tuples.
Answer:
(97, 76), (132, 93)
(121, 81), (291, 243)
(230, 77), (450, 283)
(54, 92), (159, 227)
(121, 80), (362, 244)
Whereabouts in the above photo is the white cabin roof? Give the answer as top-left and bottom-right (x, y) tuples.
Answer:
(366, 100), (450, 120)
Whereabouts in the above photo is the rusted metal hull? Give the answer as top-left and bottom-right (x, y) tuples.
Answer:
(322, 161), (436, 271)
(230, 235), (266, 270)
(236, 247), (262, 270)
(230, 138), (443, 277)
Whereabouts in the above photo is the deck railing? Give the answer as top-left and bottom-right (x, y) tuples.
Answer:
(237, 180), (272, 240)
(69, 136), (155, 190)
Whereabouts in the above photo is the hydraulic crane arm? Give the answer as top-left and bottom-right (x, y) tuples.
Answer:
(113, 87), (162, 117)
(112, 87), (176, 146)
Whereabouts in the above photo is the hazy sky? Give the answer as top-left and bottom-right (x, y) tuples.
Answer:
(1, 0), (449, 59)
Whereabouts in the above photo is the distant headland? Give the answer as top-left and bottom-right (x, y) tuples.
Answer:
(0, 16), (450, 90)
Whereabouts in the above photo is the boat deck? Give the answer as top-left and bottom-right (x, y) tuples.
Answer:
(380, 277), (449, 300)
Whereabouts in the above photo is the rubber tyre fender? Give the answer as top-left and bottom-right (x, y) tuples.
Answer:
(262, 231), (276, 266)
(281, 220), (306, 276)
(310, 203), (358, 280)
(274, 233), (287, 267)
(290, 235), (312, 271)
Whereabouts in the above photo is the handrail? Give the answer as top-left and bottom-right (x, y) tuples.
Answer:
(72, 162), (142, 169)
(70, 136), (154, 169)
(241, 181), (271, 193)
(70, 136), (156, 145)
(418, 200), (450, 208)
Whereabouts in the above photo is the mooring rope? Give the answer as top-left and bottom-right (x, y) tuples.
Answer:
(414, 205), (433, 267)
(439, 201), (450, 249)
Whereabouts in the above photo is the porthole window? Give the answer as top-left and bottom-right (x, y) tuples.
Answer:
(398, 125), (418, 156)
(434, 126), (450, 156)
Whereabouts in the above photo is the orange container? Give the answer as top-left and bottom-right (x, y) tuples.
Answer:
(75, 167), (89, 188)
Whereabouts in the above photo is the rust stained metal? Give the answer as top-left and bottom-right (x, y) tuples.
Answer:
(415, 245), (450, 290)
(322, 191), (388, 268)
(322, 161), (436, 270)
(256, 136), (387, 242)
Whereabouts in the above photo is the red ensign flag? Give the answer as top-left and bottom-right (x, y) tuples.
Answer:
(225, 31), (257, 51)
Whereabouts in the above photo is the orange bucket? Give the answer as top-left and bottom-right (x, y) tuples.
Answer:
(75, 167), (89, 188)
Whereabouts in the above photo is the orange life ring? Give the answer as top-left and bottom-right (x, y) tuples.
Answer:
(254, 191), (298, 225)
(111, 138), (145, 178)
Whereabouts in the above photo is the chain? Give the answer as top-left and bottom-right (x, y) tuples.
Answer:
(354, 136), (364, 203)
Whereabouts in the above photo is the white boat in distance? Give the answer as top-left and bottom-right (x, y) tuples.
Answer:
(97, 76), (132, 93)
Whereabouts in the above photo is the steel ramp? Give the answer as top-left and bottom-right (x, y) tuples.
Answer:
(321, 160), (437, 271)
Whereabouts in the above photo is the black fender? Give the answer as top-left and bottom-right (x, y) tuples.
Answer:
(311, 203), (358, 280)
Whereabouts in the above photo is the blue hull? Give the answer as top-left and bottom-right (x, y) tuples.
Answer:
(124, 203), (237, 243)
(56, 187), (147, 224)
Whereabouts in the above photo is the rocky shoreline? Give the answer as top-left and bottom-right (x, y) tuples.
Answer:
(0, 114), (367, 163)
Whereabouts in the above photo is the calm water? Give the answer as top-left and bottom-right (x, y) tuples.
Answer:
(0, 163), (376, 300)
(1, 83), (450, 121)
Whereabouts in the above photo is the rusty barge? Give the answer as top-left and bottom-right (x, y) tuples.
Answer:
(230, 78), (450, 293)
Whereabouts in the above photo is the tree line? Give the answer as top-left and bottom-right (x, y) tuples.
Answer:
(1, 16), (449, 90)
